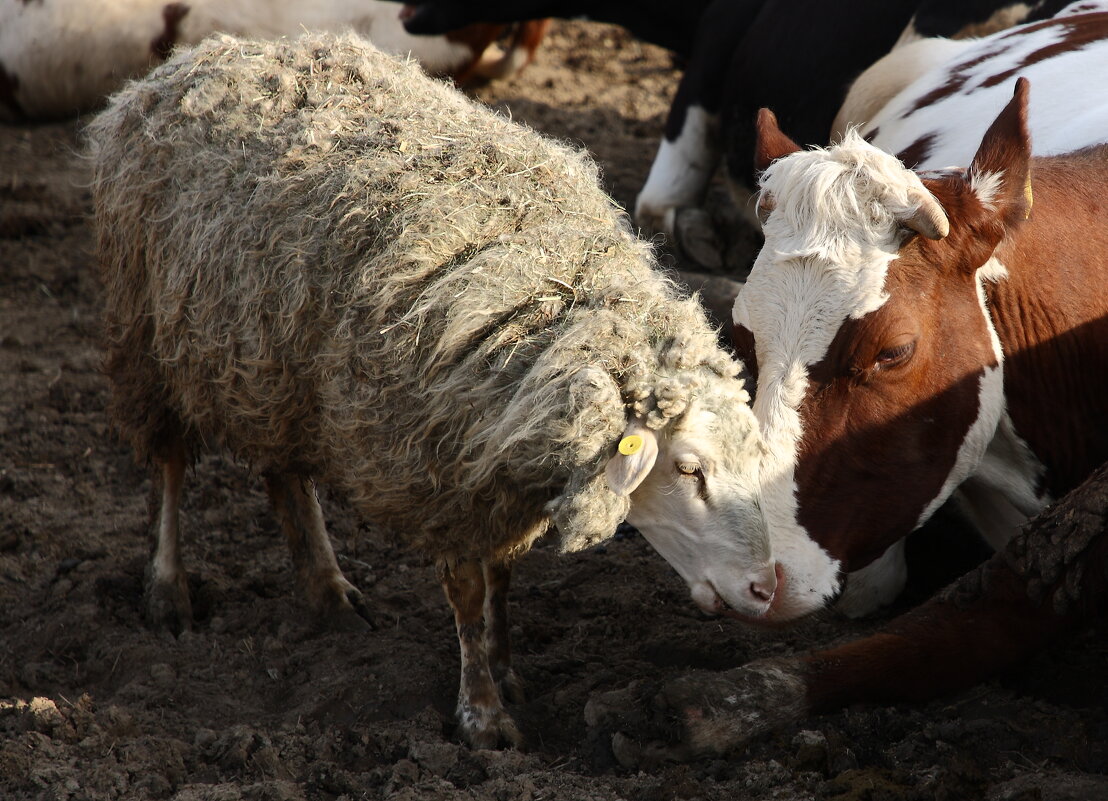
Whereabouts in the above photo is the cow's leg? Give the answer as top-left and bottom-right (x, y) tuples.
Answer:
(484, 560), (524, 703)
(441, 556), (521, 749)
(634, 0), (763, 246)
(635, 104), (722, 240)
(265, 473), (372, 631)
(144, 436), (192, 633)
(589, 464), (1108, 761)
(469, 19), (551, 82)
(833, 537), (908, 618)
(591, 554), (1081, 762)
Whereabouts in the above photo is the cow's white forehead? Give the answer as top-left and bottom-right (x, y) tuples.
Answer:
(737, 133), (928, 369)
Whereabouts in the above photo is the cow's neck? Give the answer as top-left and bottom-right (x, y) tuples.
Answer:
(984, 149), (1108, 497)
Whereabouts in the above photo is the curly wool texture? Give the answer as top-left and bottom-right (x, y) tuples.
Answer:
(88, 32), (749, 561)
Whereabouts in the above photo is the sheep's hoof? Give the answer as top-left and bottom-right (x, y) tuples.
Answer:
(144, 571), (193, 636)
(459, 703), (523, 750)
(307, 574), (375, 631)
(496, 667), (525, 705)
(323, 586), (375, 632)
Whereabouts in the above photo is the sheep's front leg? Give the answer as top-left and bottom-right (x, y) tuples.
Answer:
(484, 560), (524, 703)
(145, 438), (192, 634)
(441, 557), (522, 749)
(265, 473), (372, 631)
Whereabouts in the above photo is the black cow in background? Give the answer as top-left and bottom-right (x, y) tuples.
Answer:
(390, 0), (1075, 260)
(399, 0), (717, 57)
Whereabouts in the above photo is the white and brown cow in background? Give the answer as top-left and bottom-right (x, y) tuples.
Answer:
(585, 10), (1108, 759)
(0, 0), (548, 122)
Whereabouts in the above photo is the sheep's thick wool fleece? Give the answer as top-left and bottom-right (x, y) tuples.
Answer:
(88, 33), (743, 560)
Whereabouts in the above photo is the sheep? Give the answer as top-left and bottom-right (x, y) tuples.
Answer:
(0, 0), (546, 122)
(86, 31), (769, 748)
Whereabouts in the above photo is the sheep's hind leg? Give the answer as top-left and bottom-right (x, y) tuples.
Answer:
(441, 557), (522, 749)
(484, 561), (524, 703)
(265, 473), (372, 631)
(145, 438), (192, 634)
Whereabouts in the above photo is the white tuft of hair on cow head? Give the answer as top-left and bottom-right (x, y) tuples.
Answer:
(969, 169), (1005, 210)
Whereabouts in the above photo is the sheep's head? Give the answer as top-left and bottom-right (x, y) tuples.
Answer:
(550, 363), (772, 620)
(624, 387), (774, 619)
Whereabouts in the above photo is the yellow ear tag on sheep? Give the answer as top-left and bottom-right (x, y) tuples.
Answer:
(619, 435), (644, 456)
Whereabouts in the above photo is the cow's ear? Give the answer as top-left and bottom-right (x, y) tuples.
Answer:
(967, 77), (1033, 226)
(755, 108), (802, 173)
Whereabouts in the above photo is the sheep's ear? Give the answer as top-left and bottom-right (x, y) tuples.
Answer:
(604, 420), (659, 496)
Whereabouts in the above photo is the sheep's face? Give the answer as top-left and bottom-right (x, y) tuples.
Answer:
(616, 399), (776, 620)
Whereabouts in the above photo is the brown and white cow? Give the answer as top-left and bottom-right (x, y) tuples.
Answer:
(0, 0), (547, 122)
(586, 72), (1108, 765)
(734, 7), (1108, 622)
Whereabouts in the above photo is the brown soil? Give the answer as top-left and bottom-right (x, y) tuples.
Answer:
(1, 21), (1105, 801)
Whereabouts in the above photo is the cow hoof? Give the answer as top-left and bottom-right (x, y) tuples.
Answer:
(496, 667), (526, 705)
(634, 204), (677, 241)
(584, 660), (809, 764)
(144, 571), (193, 635)
(653, 659), (809, 757)
(672, 207), (724, 270)
(585, 681), (693, 768)
(459, 705), (523, 750)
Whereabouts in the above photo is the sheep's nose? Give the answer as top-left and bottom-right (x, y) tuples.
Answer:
(749, 580), (774, 603)
(747, 565), (778, 604)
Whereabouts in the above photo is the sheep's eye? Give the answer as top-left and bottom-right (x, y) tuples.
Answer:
(874, 340), (916, 370)
(676, 462), (701, 477)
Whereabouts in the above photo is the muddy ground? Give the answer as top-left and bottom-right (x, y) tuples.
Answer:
(2, 21), (1106, 801)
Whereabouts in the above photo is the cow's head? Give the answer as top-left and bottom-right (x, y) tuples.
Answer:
(733, 80), (1033, 621)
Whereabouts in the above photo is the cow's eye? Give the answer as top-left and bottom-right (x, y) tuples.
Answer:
(676, 461), (702, 477)
(875, 340), (916, 369)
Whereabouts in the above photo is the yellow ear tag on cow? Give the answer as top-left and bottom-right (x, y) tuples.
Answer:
(619, 435), (644, 456)
(1024, 173), (1033, 219)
